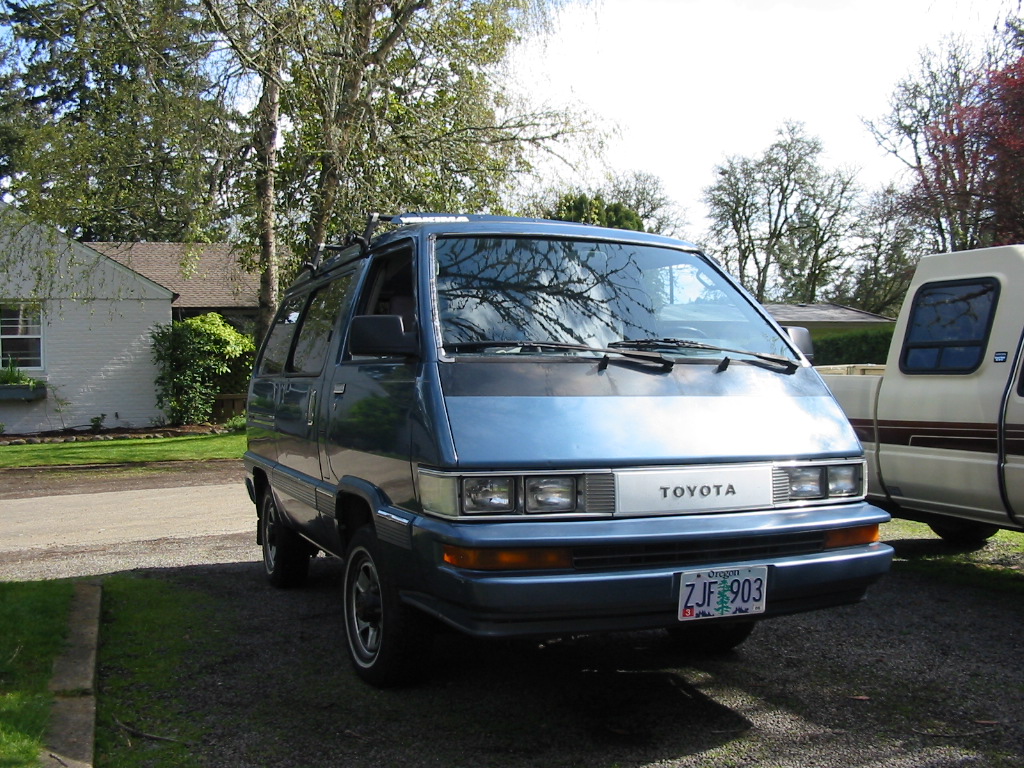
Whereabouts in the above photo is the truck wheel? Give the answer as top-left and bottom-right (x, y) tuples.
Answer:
(342, 526), (432, 687)
(260, 489), (311, 588)
(928, 520), (999, 547)
(666, 621), (755, 654)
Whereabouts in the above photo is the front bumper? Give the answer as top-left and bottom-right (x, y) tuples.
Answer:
(396, 502), (893, 638)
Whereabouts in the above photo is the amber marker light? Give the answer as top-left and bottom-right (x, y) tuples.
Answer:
(443, 545), (573, 570)
(824, 524), (881, 550)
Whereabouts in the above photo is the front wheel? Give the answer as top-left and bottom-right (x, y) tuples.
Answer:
(665, 620), (756, 654)
(342, 526), (432, 687)
(928, 519), (999, 547)
(259, 489), (311, 588)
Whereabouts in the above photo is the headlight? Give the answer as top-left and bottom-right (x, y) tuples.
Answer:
(463, 477), (515, 513)
(526, 477), (576, 513)
(828, 464), (862, 497)
(418, 470), (587, 518)
(785, 466), (826, 499)
(779, 462), (864, 504)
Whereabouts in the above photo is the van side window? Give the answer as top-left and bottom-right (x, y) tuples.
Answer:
(258, 295), (305, 375)
(347, 245), (416, 358)
(362, 247), (414, 321)
(899, 278), (999, 374)
(291, 274), (356, 374)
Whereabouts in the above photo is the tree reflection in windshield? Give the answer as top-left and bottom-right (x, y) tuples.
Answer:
(434, 237), (787, 355)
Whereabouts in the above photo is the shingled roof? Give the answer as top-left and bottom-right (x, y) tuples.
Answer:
(89, 242), (259, 311)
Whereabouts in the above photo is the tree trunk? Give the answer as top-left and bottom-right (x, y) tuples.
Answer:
(254, 65), (281, 344)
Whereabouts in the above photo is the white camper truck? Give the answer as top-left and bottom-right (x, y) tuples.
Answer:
(822, 244), (1024, 545)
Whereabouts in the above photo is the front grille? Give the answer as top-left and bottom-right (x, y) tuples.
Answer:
(571, 531), (826, 571)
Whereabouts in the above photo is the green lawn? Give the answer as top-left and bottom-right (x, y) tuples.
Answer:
(0, 432), (245, 765)
(0, 432), (245, 469)
(0, 581), (74, 768)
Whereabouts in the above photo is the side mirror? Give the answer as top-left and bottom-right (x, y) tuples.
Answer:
(785, 326), (814, 365)
(349, 315), (419, 357)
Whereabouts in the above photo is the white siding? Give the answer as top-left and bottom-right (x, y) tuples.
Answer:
(0, 205), (174, 434)
(0, 298), (169, 433)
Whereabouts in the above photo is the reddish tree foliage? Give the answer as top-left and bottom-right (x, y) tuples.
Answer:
(981, 55), (1024, 244)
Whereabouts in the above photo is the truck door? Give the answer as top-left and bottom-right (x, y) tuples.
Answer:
(998, 330), (1024, 527)
(877, 277), (1009, 525)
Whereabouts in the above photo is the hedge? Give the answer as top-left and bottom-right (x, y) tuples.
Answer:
(812, 326), (895, 366)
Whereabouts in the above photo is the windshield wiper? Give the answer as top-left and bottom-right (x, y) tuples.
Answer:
(608, 338), (800, 374)
(444, 340), (675, 371)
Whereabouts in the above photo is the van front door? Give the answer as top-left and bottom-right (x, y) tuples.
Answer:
(321, 244), (419, 513)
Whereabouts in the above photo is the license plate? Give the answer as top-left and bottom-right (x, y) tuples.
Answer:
(678, 566), (768, 621)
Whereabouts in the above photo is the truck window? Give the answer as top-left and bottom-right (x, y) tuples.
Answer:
(899, 278), (998, 374)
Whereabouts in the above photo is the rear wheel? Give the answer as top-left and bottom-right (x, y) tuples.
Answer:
(928, 519), (999, 547)
(665, 620), (756, 654)
(343, 526), (431, 687)
(259, 489), (311, 588)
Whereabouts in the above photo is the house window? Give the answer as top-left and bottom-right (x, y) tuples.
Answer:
(899, 279), (998, 375)
(0, 303), (43, 369)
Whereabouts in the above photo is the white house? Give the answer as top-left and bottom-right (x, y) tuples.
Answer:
(0, 204), (174, 434)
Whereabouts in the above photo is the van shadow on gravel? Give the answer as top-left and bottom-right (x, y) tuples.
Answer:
(125, 559), (753, 768)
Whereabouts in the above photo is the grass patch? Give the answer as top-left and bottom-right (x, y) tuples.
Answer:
(0, 432), (245, 469)
(96, 576), (223, 768)
(882, 519), (1024, 595)
(0, 581), (74, 768)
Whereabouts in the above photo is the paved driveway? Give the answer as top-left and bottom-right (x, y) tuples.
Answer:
(0, 481), (256, 581)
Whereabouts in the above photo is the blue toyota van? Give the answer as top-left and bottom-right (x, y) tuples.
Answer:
(244, 214), (892, 686)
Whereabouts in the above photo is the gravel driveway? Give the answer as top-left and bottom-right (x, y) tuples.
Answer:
(3, 462), (1023, 767)
(146, 549), (1024, 768)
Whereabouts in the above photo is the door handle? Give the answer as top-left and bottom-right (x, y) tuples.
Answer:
(307, 390), (317, 426)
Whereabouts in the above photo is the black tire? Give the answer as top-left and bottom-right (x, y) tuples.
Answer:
(928, 519), (999, 547)
(259, 489), (311, 588)
(665, 620), (756, 654)
(342, 526), (432, 687)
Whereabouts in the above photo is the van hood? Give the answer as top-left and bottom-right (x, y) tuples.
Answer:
(438, 360), (860, 468)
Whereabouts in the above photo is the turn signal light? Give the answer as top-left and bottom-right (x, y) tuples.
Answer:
(442, 545), (573, 570)
(824, 524), (880, 550)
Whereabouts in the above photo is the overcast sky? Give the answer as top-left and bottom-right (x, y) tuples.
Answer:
(509, 0), (1014, 234)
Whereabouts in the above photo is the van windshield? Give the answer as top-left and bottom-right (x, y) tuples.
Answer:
(433, 236), (790, 358)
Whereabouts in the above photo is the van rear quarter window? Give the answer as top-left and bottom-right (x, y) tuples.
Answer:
(290, 275), (356, 374)
(258, 296), (304, 375)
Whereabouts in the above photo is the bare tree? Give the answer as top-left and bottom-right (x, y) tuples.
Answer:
(828, 186), (928, 316)
(703, 123), (856, 303)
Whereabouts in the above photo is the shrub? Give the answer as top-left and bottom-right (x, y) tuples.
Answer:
(813, 326), (895, 366)
(151, 313), (255, 425)
(223, 414), (247, 432)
